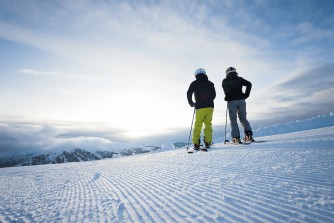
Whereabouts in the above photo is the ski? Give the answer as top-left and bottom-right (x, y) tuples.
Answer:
(187, 147), (209, 153)
(252, 140), (266, 143)
(224, 140), (266, 145)
(224, 142), (250, 145)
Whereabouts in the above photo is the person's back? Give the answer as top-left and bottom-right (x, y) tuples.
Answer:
(222, 71), (251, 101)
(187, 68), (216, 149)
(187, 74), (215, 109)
(222, 67), (254, 143)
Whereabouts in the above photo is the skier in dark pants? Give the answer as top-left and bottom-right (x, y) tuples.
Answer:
(222, 67), (254, 143)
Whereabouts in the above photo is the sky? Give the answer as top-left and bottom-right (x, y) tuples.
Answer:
(0, 0), (334, 148)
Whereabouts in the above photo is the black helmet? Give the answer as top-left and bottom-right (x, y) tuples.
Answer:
(226, 67), (237, 75)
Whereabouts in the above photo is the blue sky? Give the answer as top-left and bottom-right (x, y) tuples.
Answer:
(0, 0), (333, 145)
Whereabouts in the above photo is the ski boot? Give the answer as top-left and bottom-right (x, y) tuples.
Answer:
(205, 142), (211, 149)
(232, 137), (243, 144)
(244, 131), (255, 143)
(193, 144), (200, 151)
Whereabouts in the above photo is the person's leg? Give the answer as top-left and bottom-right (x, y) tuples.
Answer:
(192, 108), (205, 145)
(228, 101), (240, 138)
(237, 100), (252, 134)
(203, 107), (214, 143)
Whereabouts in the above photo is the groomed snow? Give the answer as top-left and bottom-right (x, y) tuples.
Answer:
(1, 126), (334, 222)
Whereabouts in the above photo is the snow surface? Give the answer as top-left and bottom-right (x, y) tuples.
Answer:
(1, 126), (334, 222)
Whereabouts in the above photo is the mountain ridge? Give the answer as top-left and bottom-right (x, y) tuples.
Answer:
(0, 146), (161, 168)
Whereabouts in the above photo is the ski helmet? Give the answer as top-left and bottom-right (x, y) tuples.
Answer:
(226, 67), (237, 75)
(194, 68), (206, 77)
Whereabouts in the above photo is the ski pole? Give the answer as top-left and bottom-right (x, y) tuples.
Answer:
(187, 107), (196, 151)
(224, 104), (229, 144)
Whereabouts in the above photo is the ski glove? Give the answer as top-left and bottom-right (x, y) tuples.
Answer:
(190, 102), (196, 107)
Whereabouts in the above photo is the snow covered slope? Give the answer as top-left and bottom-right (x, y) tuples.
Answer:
(1, 126), (333, 222)
(253, 113), (334, 137)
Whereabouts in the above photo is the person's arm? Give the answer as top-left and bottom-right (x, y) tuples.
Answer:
(187, 83), (195, 107)
(242, 78), (252, 98)
(222, 79), (230, 101)
(211, 82), (216, 100)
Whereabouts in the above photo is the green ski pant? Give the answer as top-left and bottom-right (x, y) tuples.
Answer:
(192, 107), (214, 145)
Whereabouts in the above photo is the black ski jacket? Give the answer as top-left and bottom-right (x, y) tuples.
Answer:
(187, 75), (216, 109)
(222, 72), (252, 101)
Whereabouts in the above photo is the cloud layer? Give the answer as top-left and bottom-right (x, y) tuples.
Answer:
(0, 122), (112, 155)
(250, 63), (334, 125)
(0, 119), (187, 157)
(0, 0), (333, 141)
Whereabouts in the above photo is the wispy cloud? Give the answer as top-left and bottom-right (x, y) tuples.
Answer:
(18, 68), (112, 81)
(0, 1), (269, 71)
(250, 63), (334, 124)
(273, 63), (334, 98)
(293, 22), (334, 45)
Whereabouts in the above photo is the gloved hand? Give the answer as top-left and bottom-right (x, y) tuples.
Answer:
(190, 102), (196, 107)
(244, 93), (249, 99)
(224, 96), (230, 101)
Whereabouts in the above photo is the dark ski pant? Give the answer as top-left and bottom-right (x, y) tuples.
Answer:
(228, 99), (252, 138)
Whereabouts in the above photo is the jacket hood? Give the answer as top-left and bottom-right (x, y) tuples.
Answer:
(196, 74), (208, 82)
(227, 72), (238, 79)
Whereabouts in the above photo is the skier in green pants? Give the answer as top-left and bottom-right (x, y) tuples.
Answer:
(187, 68), (216, 150)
